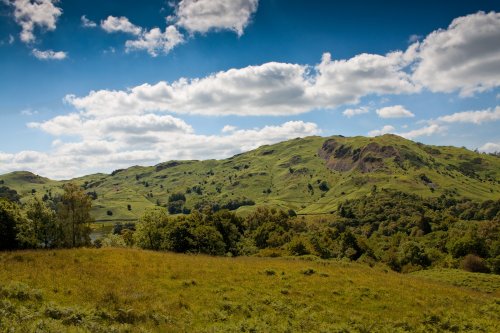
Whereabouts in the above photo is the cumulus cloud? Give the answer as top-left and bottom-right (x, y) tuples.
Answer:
(368, 125), (395, 137)
(28, 113), (193, 139)
(100, 16), (142, 35)
(64, 52), (419, 117)
(376, 105), (415, 118)
(479, 142), (500, 153)
(32, 48), (67, 60)
(312, 52), (419, 108)
(7, 0), (62, 43)
(3, 118), (320, 179)
(412, 11), (500, 96)
(174, 0), (258, 36)
(81, 15), (96, 28)
(397, 124), (445, 139)
(125, 26), (184, 56)
(222, 125), (237, 133)
(368, 123), (445, 139)
(343, 107), (370, 118)
(436, 106), (500, 124)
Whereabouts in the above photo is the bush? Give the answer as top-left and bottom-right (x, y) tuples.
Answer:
(319, 181), (329, 192)
(288, 236), (313, 256)
(462, 254), (490, 273)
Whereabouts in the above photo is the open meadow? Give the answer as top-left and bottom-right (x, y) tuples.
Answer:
(0, 248), (499, 332)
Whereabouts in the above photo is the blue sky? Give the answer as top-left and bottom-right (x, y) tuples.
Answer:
(0, 0), (499, 179)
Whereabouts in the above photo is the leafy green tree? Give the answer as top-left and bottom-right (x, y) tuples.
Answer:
(134, 209), (169, 250)
(340, 230), (363, 260)
(23, 197), (59, 248)
(191, 225), (225, 255)
(166, 220), (194, 252)
(0, 198), (25, 250)
(398, 241), (430, 267)
(0, 186), (21, 203)
(208, 210), (244, 254)
(57, 183), (92, 247)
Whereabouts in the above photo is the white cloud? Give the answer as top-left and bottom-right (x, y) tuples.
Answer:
(100, 16), (142, 35)
(479, 142), (500, 153)
(343, 106), (369, 118)
(28, 114), (193, 139)
(8, 34), (15, 44)
(32, 48), (67, 60)
(408, 34), (422, 43)
(174, 0), (258, 36)
(64, 52), (419, 117)
(222, 125), (237, 133)
(125, 26), (184, 56)
(397, 124), (445, 139)
(412, 11), (500, 96)
(7, 0), (62, 43)
(4, 118), (320, 179)
(312, 52), (419, 108)
(368, 125), (395, 137)
(20, 109), (38, 116)
(376, 105), (415, 118)
(81, 15), (96, 28)
(436, 106), (500, 124)
(0, 152), (14, 162)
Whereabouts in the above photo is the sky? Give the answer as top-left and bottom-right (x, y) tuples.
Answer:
(0, 0), (499, 179)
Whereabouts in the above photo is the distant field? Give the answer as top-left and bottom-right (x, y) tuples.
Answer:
(0, 248), (498, 332)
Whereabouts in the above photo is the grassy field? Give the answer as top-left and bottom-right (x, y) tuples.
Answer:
(1, 134), (499, 223)
(0, 248), (499, 332)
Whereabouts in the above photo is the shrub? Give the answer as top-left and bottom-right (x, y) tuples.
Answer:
(288, 236), (313, 256)
(462, 254), (490, 273)
(319, 181), (329, 192)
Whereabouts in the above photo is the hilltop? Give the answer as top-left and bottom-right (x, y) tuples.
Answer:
(1, 134), (499, 221)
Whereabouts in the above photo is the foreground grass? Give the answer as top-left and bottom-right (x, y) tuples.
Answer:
(0, 249), (499, 332)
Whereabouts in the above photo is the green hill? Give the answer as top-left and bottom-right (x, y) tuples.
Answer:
(0, 248), (498, 332)
(1, 134), (499, 221)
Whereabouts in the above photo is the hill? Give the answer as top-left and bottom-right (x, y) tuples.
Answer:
(1, 134), (499, 221)
(0, 248), (498, 332)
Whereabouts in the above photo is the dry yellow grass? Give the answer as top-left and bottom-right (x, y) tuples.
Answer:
(0, 248), (499, 332)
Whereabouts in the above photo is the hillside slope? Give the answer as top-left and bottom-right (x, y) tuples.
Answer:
(1, 134), (499, 221)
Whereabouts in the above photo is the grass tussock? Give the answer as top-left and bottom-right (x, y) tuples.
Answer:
(0, 248), (499, 332)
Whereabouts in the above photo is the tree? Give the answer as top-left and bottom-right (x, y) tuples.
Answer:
(21, 197), (59, 248)
(0, 198), (25, 250)
(134, 209), (169, 250)
(0, 186), (21, 203)
(58, 183), (93, 247)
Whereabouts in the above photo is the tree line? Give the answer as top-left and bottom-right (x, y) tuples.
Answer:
(1, 183), (498, 274)
(0, 183), (92, 250)
(100, 189), (499, 274)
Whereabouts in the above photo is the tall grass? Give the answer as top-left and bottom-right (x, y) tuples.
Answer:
(0, 248), (499, 332)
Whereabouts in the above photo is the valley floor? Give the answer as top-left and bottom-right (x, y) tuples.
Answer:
(0, 248), (499, 332)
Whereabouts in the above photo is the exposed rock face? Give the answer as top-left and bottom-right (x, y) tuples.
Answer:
(155, 161), (181, 172)
(318, 139), (400, 173)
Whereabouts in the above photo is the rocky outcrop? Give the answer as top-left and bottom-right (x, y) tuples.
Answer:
(318, 139), (400, 173)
